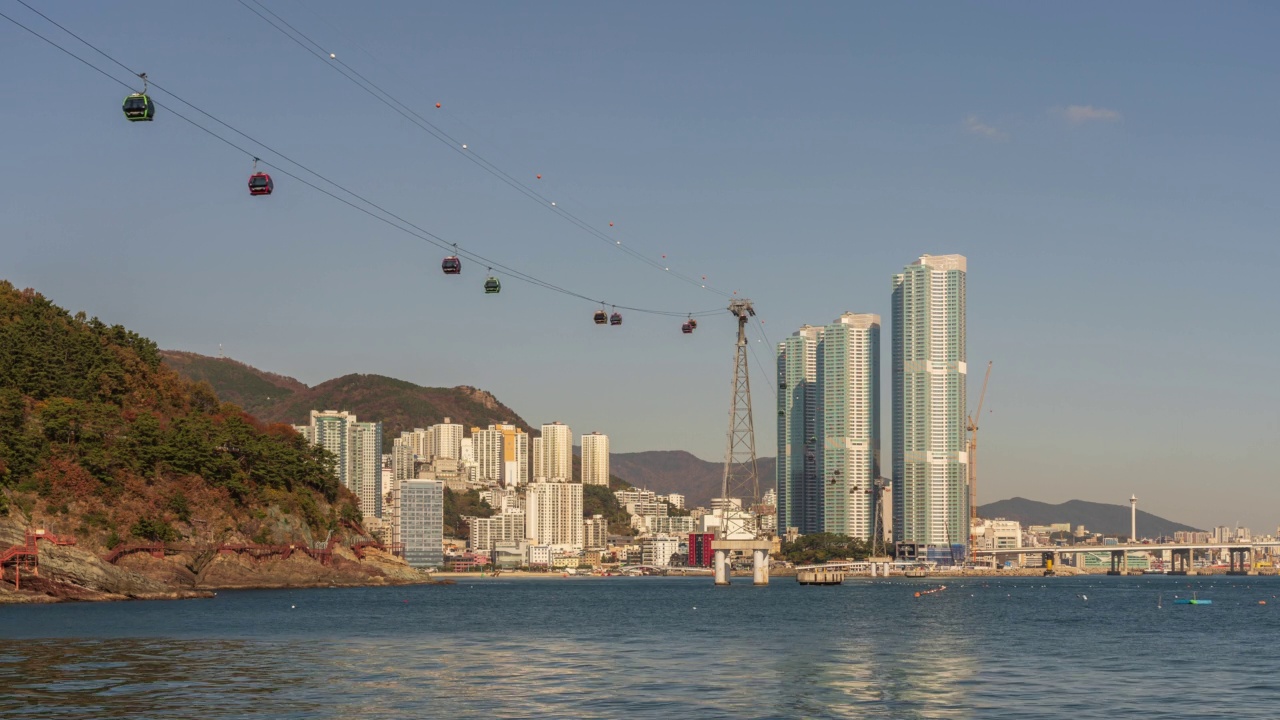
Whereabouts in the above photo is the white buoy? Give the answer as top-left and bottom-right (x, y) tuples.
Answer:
(291, 604), (296, 609)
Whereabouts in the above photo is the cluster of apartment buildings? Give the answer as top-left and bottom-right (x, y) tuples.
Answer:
(292, 413), (616, 569)
(778, 253), (968, 562)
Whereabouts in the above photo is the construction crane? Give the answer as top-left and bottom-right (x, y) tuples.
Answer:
(968, 361), (993, 522)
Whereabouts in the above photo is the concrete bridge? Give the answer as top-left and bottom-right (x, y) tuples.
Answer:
(978, 541), (1280, 575)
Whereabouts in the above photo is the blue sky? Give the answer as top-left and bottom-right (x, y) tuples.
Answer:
(3, 1), (1278, 530)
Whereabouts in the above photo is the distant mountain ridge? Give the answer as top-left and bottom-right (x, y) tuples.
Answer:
(161, 352), (532, 451)
(608, 450), (776, 508)
(978, 497), (1199, 538)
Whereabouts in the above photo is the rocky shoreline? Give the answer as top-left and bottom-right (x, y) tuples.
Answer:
(1, 525), (439, 605)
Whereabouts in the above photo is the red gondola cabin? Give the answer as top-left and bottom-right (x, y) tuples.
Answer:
(442, 256), (462, 274)
(248, 172), (274, 196)
(609, 312), (622, 326)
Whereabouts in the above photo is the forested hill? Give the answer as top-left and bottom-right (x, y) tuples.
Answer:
(0, 282), (359, 550)
(161, 352), (532, 451)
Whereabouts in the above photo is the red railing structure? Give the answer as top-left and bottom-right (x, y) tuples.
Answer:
(350, 539), (387, 560)
(2, 528), (77, 591)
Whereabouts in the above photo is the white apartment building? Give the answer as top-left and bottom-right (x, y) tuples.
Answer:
(641, 515), (696, 536)
(641, 535), (681, 567)
(471, 426), (504, 484)
(615, 489), (660, 506)
(469, 424), (530, 488)
(525, 479), (584, 549)
(659, 493), (685, 510)
(391, 436), (416, 482)
(353, 421), (383, 519)
(580, 431), (610, 486)
(432, 418), (464, 460)
(534, 422), (573, 481)
(468, 511), (526, 555)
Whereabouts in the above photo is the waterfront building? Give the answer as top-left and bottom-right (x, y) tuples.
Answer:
(580, 432), (610, 486)
(534, 422), (573, 481)
(525, 479), (584, 549)
(892, 254), (968, 557)
(640, 535), (681, 567)
(777, 324), (824, 535)
(400, 479), (444, 568)
(527, 544), (551, 568)
(820, 313), (880, 539)
(468, 510), (526, 556)
(583, 514), (609, 551)
(688, 533), (715, 567)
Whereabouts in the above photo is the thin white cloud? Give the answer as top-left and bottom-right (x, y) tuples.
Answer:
(964, 115), (1007, 140)
(1059, 105), (1122, 124)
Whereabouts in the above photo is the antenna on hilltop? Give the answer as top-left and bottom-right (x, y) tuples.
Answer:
(218, 343), (224, 358)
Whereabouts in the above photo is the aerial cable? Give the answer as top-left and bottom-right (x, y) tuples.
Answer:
(0, 5), (722, 320)
(235, 0), (734, 299)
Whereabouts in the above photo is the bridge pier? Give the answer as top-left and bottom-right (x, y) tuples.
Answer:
(714, 550), (729, 586)
(1227, 547), (1255, 576)
(711, 539), (773, 587)
(1107, 549), (1127, 575)
(1169, 548), (1196, 575)
(753, 549), (769, 586)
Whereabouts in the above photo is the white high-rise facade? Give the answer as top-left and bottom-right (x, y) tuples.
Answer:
(580, 432), (610, 486)
(525, 479), (584, 549)
(352, 421), (383, 519)
(820, 313), (880, 540)
(432, 418), (464, 460)
(892, 254), (968, 554)
(534, 422), (573, 481)
(472, 427), (504, 484)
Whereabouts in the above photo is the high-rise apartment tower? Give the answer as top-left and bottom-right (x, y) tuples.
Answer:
(892, 254), (967, 556)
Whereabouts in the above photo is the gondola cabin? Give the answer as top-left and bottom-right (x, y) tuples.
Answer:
(442, 256), (462, 274)
(609, 312), (622, 326)
(593, 310), (608, 325)
(681, 321), (694, 334)
(122, 93), (155, 121)
(688, 319), (698, 330)
(484, 276), (501, 294)
(248, 172), (274, 196)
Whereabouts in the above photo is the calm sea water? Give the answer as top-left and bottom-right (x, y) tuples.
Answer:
(3, 575), (1279, 719)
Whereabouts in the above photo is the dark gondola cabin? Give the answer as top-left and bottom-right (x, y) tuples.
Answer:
(681, 321), (694, 334)
(484, 276), (501, 293)
(688, 318), (698, 330)
(122, 93), (155, 121)
(609, 312), (622, 326)
(593, 310), (608, 325)
(442, 256), (462, 274)
(248, 172), (274, 196)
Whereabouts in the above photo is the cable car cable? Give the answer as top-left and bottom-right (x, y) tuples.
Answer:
(0, 6), (722, 320)
(234, 0), (734, 299)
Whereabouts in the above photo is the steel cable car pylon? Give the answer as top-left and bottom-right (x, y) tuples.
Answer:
(719, 298), (759, 538)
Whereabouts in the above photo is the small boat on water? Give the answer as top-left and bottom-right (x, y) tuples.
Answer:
(1174, 592), (1212, 605)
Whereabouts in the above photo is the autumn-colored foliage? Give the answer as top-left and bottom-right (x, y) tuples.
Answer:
(0, 281), (359, 549)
